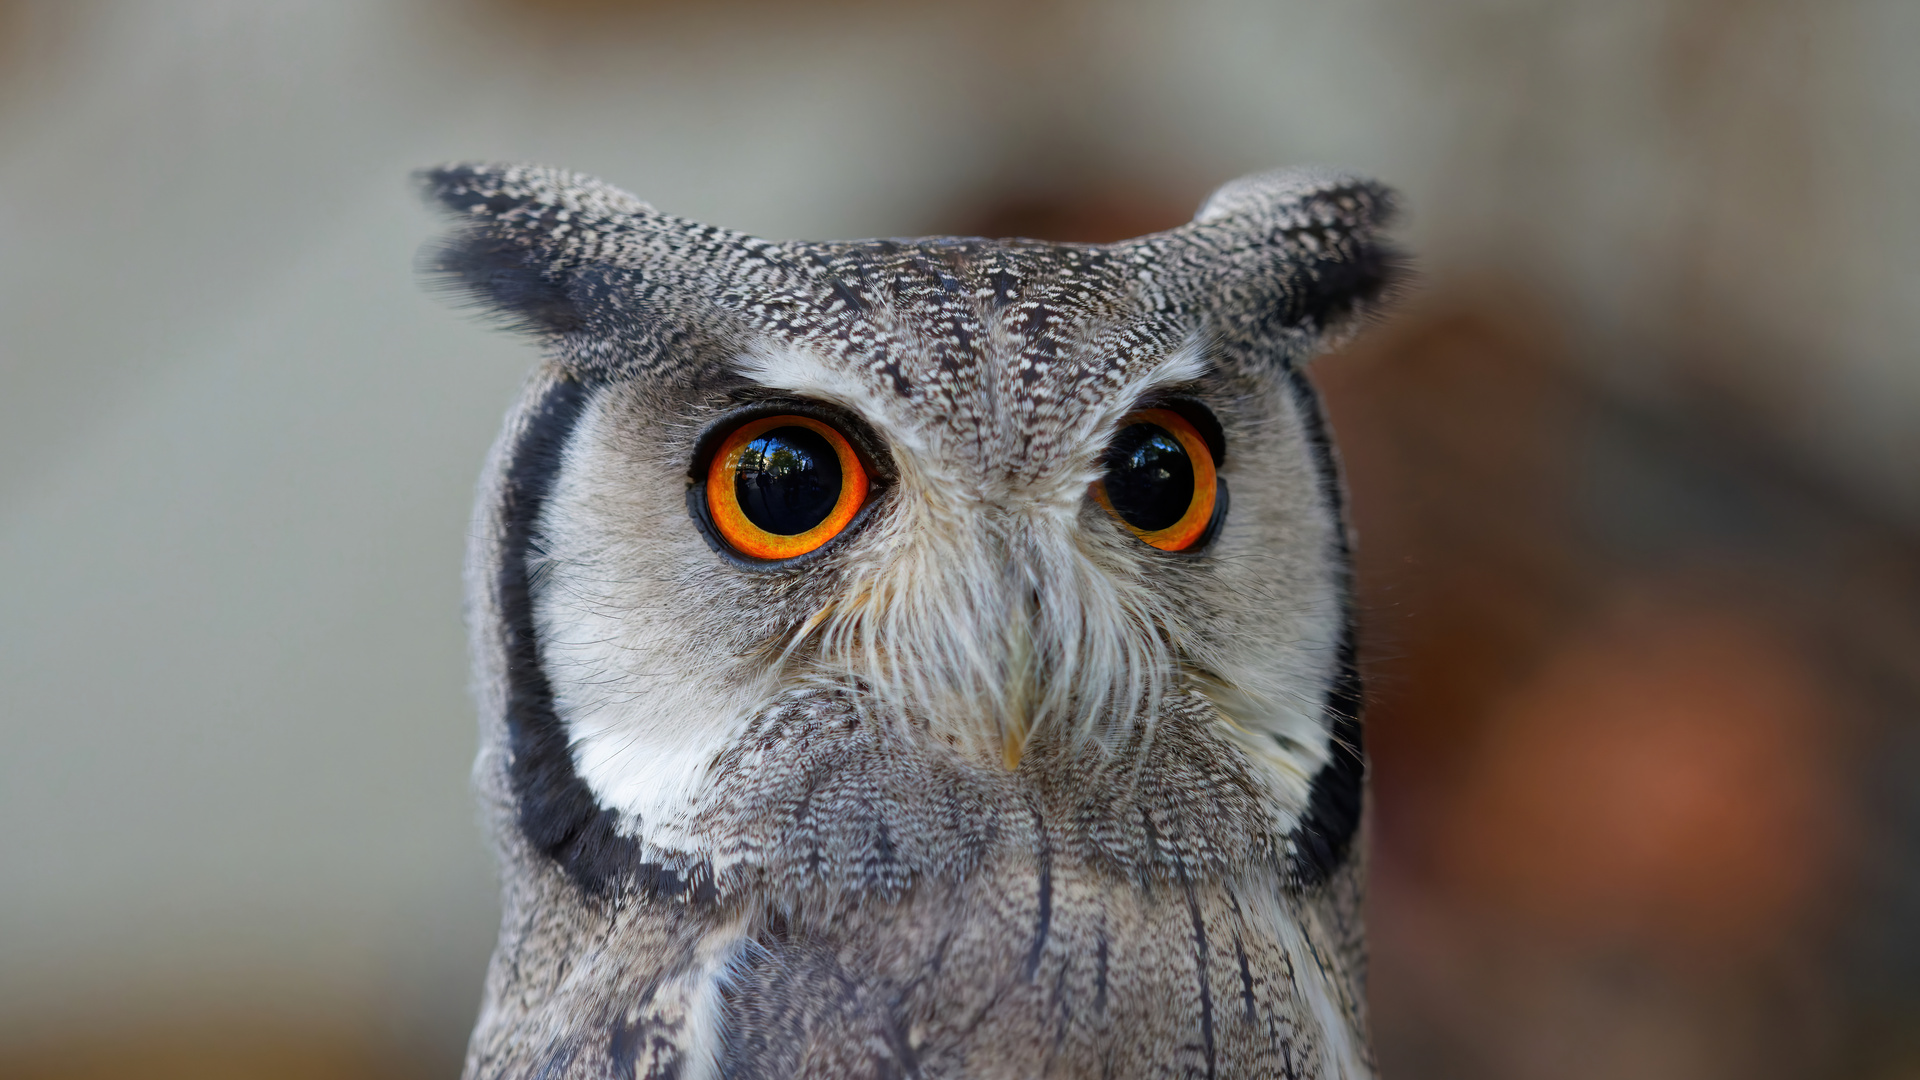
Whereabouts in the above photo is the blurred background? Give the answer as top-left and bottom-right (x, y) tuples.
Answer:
(1, 1), (1915, 1077)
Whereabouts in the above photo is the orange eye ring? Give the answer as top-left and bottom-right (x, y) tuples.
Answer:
(1092, 407), (1219, 552)
(705, 414), (870, 561)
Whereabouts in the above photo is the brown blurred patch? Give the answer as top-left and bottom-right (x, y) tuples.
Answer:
(462, 0), (972, 53)
(1314, 287), (1920, 1078)
(1440, 588), (1839, 957)
(491, 0), (883, 10)
(1317, 292), (1861, 955)
(941, 187), (1190, 244)
(1314, 300), (1597, 867)
(0, 1), (80, 104)
(0, 1020), (437, 1080)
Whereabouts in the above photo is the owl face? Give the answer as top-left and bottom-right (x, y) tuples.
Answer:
(428, 164), (1393, 904)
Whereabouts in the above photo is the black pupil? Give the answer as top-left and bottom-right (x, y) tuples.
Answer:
(734, 426), (843, 535)
(1102, 423), (1194, 532)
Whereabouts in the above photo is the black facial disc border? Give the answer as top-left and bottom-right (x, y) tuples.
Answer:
(1279, 365), (1366, 889)
(496, 375), (716, 900)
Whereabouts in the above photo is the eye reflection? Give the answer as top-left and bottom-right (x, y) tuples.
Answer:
(734, 426), (842, 536)
(704, 412), (871, 562)
(1093, 406), (1219, 552)
(1102, 425), (1195, 532)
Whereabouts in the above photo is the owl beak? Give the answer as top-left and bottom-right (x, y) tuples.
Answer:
(1001, 701), (1031, 771)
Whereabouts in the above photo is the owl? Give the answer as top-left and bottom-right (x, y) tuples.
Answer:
(420, 162), (1397, 1080)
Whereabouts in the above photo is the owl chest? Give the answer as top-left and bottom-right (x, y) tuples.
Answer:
(722, 861), (1357, 1080)
(481, 858), (1365, 1080)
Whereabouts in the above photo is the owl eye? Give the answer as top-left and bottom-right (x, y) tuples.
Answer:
(1093, 407), (1220, 552)
(705, 414), (870, 561)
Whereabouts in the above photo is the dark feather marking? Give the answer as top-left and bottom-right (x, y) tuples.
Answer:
(1280, 365), (1366, 888)
(1181, 876), (1218, 1080)
(1094, 929), (1110, 1016)
(1025, 837), (1054, 981)
(927, 931), (953, 976)
(874, 814), (897, 869)
(1233, 931), (1257, 1024)
(1221, 890), (1261, 1029)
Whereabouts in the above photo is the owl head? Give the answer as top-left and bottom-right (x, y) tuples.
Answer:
(422, 161), (1395, 916)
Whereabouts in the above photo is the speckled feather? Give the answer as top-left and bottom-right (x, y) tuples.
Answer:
(424, 162), (1397, 1080)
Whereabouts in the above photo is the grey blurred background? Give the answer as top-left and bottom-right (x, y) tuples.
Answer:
(1, 1), (1915, 1077)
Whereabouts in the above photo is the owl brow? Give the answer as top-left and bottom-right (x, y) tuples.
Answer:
(1123, 379), (1215, 413)
(1080, 337), (1213, 433)
(726, 341), (927, 458)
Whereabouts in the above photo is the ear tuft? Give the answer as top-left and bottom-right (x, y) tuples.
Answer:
(417, 162), (656, 222)
(413, 163), (655, 337)
(1192, 167), (1390, 227)
(1173, 168), (1405, 355)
